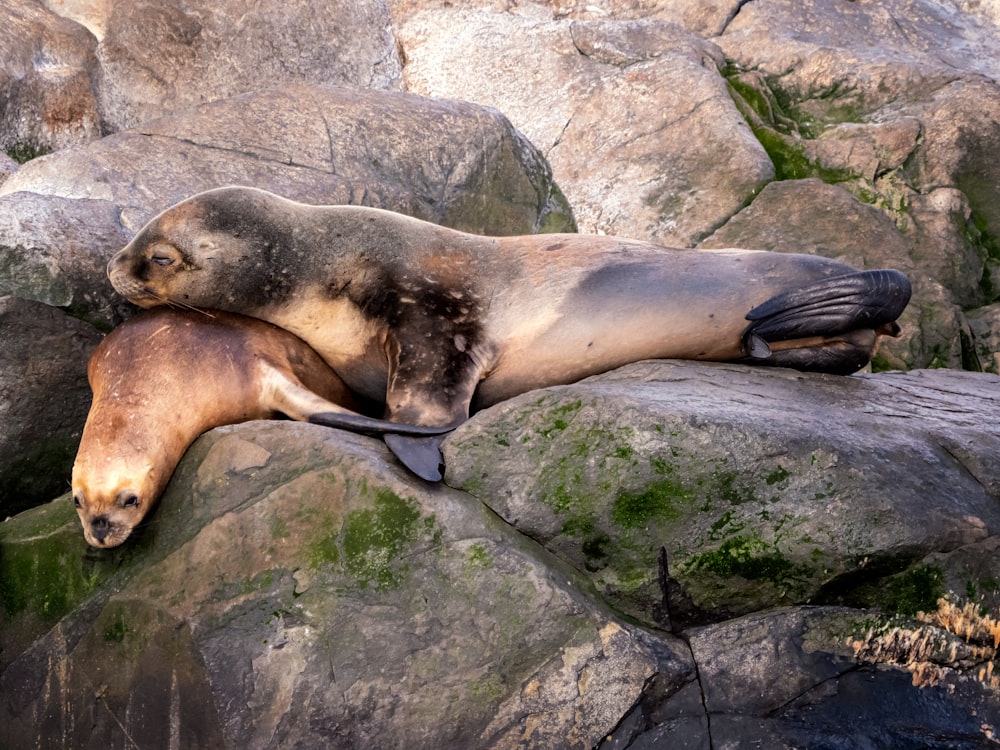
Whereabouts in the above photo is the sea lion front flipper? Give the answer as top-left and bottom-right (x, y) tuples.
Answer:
(265, 365), (454, 436)
(743, 269), (911, 346)
(383, 434), (448, 482)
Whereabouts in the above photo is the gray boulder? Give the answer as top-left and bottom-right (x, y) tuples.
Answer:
(716, 0), (1000, 368)
(0, 192), (131, 326)
(0, 296), (101, 519)
(970, 303), (1000, 374)
(397, 10), (772, 245)
(0, 0), (101, 154)
(0, 421), (685, 749)
(95, 0), (401, 131)
(0, 0), (402, 155)
(445, 362), (1000, 626)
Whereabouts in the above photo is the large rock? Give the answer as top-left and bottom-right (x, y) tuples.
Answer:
(397, 10), (772, 244)
(0, 0), (101, 154)
(0, 421), (685, 749)
(95, 0), (401, 132)
(1, 83), (573, 236)
(715, 0), (1000, 367)
(445, 362), (1000, 627)
(969, 303), (1000, 374)
(0, 296), (101, 519)
(0, 192), (131, 326)
(0, 0), (402, 155)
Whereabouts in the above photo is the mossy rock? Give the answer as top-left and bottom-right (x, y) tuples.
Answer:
(1, 421), (674, 749)
(445, 361), (1000, 627)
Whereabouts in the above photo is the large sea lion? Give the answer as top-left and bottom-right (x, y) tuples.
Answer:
(72, 307), (452, 548)
(108, 186), (912, 480)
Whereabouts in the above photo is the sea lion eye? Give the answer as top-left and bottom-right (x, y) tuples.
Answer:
(148, 243), (182, 268)
(73, 494), (82, 509)
(121, 494), (139, 509)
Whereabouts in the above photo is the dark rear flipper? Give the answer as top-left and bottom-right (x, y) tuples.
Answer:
(309, 412), (454, 481)
(308, 411), (455, 436)
(383, 434), (447, 482)
(738, 329), (878, 375)
(740, 269), (911, 374)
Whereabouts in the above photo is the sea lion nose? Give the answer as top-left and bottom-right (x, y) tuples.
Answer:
(91, 516), (111, 543)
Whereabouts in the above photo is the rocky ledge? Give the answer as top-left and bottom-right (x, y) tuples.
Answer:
(3, 361), (999, 749)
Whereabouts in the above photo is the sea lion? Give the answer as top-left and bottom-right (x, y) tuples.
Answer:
(72, 307), (452, 548)
(108, 186), (912, 480)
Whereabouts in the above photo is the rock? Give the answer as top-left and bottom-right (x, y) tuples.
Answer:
(969, 303), (1000, 374)
(397, 9), (772, 243)
(548, 0), (744, 37)
(0, 0), (101, 154)
(675, 607), (1000, 749)
(444, 361), (1000, 627)
(0, 0), (403, 155)
(0, 421), (689, 749)
(95, 0), (402, 132)
(715, 0), (1000, 366)
(0, 296), (101, 519)
(1, 83), (574, 237)
(0, 192), (131, 327)
(0, 152), (20, 185)
(389, 0), (745, 39)
(5, 364), (1000, 748)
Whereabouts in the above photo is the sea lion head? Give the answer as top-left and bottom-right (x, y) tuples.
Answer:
(108, 186), (300, 313)
(70, 323), (184, 549)
(71, 456), (161, 549)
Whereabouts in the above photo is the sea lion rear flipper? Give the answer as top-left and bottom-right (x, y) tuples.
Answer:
(743, 269), (911, 349)
(383, 434), (447, 482)
(308, 411), (455, 436)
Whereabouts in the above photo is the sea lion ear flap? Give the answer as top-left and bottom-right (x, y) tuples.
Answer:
(383, 434), (447, 482)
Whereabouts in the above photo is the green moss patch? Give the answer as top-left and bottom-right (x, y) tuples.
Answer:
(686, 532), (813, 584)
(882, 565), (946, 617)
(5, 141), (51, 164)
(0, 500), (99, 623)
(302, 484), (433, 593)
(612, 479), (694, 529)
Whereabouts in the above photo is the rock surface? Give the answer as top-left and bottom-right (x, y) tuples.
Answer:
(0, 0), (401, 152)
(3, 363), (1000, 749)
(0, 296), (101, 518)
(446, 362), (1000, 626)
(399, 11), (773, 246)
(0, 422), (680, 749)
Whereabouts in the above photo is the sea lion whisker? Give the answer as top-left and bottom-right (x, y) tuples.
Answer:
(165, 298), (216, 317)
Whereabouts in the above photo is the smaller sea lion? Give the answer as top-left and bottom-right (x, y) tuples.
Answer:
(71, 308), (451, 548)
